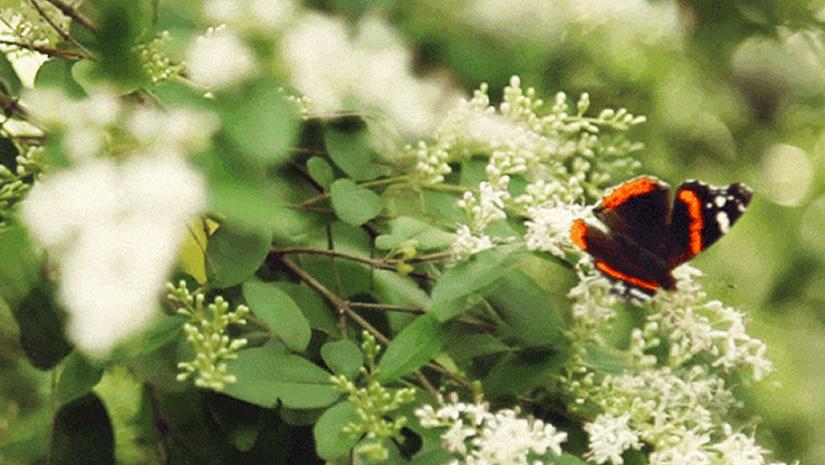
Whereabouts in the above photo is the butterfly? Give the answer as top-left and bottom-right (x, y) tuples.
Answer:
(570, 176), (752, 296)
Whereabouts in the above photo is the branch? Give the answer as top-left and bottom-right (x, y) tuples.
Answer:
(0, 39), (87, 59)
(277, 257), (442, 397)
(0, 90), (28, 120)
(270, 247), (434, 280)
(45, 0), (97, 32)
(29, 0), (95, 58)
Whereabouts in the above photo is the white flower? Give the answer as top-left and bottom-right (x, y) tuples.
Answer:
(203, 0), (296, 34)
(648, 431), (712, 465)
(21, 156), (206, 355)
(524, 202), (587, 258)
(712, 425), (767, 465)
(448, 225), (495, 263)
(186, 25), (254, 89)
(417, 398), (567, 465)
(567, 265), (618, 326)
(281, 13), (458, 137)
(585, 414), (642, 465)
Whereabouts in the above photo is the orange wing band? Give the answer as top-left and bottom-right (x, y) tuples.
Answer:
(570, 219), (588, 250)
(677, 190), (703, 255)
(595, 261), (659, 291)
(601, 177), (658, 209)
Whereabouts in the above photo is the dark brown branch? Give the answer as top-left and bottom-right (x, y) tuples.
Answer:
(46, 0), (97, 32)
(278, 257), (479, 396)
(29, 0), (95, 58)
(278, 257), (440, 397)
(0, 90), (28, 120)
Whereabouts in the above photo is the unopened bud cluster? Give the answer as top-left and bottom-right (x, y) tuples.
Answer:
(330, 332), (416, 462)
(166, 280), (249, 391)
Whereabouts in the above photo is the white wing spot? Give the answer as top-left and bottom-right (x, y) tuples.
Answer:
(715, 196), (726, 207)
(737, 203), (746, 212)
(716, 211), (730, 233)
(706, 203), (713, 208)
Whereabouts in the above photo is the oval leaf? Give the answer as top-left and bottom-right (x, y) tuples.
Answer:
(330, 179), (383, 226)
(307, 156), (335, 189)
(321, 339), (363, 378)
(430, 244), (525, 321)
(324, 129), (389, 181)
(222, 347), (339, 409)
(377, 313), (445, 383)
(56, 352), (103, 406)
(206, 225), (271, 288)
(313, 401), (359, 460)
(242, 281), (311, 352)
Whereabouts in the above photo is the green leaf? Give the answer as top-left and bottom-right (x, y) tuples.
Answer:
(430, 244), (526, 321)
(483, 347), (569, 401)
(313, 401), (359, 460)
(375, 216), (455, 251)
(49, 394), (115, 465)
(321, 340), (363, 378)
(555, 454), (589, 465)
(444, 330), (511, 362)
(206, 225), (271, 288)
(34, 58), (86, 97)
(12, 284), (73, 370)
(377, 313), (445, 383)
(56, 352), (103, 405)
(242, 281), (311, 352)
(219, 79), (299, 165)
(330, 179), (383, 226)
(272, 282), (338, 335)
(324, 129), (389, 181)
(0, 225), (42, 308)
(307, 156), (335, 189)
(222, 347), (339, 409)
(0, 52), (22, 95)
(486, 272), (564, 348)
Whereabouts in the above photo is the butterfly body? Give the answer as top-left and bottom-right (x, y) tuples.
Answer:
(571, 176), (752, 295)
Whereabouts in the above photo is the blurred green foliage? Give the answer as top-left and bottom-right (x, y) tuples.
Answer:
(2, 0), (825, 464)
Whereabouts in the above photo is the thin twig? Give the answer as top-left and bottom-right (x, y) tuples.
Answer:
(28, 0), (95, 58)
(278, 257), (441, 398)
(45, 0), (97, 32)
(0, 39), (87, 59)
(0, 90), (28, 120)
(270, 247), (433, 280)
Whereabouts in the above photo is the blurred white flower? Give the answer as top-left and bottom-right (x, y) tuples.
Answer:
(585, 414), (642, 465)
(186, 25), (254, 89)
(203, 0), (296, 34)
(281, 13), (458, 137)
(21, 156), (206, 355)
(466, 0), (682, 45)
(448, 225), (495, 263)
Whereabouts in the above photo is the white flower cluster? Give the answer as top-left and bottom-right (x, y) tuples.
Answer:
(281, 13), (459, 137)
(644, 266), (774, 380)
(416, 394), (567, 465)
(185, 25), (255, 89)
(413, 76), (644, 262)
(18, 88), (216, 355)
(465, 0), (682, 47)
(202, 0), (296, 35)
(24, 88), (218, 162)
(135, 31), (184, 84)
(563, 265), (785, 465)
(21, 155), (206, 355)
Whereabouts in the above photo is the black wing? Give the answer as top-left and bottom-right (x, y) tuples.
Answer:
(571, 219), (675, 294)
(594, 176), (672, 256)
(667, 180), (753, 267)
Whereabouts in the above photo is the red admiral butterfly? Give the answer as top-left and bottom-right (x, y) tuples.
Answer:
(570, 176), (752, 295)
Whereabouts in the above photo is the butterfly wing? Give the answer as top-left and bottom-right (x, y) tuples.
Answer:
(667, 180), (753, 267)
(594, 176), (672, 256)
(571, 219), (675, 294)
